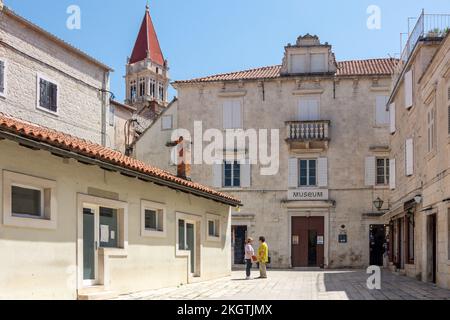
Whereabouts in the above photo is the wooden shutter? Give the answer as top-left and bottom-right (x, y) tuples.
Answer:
(365, 156), (376, 186)
(298, 99), (309, 121)
(376, 96), (389, 125)
(0, 60), (4, 94)
(157, 210), (164, 231)
(405, 139), (414, 176)
(298, 98), (319, 121)
(232, 100), (242, 129)
(222, 101), (233, 129)
(311, 53), (326, 72)
(240, 162), (251, 188)
(212, 163), (223, 188)
(317, 157), (328, 187)
(389, 159), (396, 190)
(39, 78), (47, 108)
(288, 158), (298, 188)
(390, 103), (396, 134)
(291, 54), (306, 73)
(404, 70), (413, 108)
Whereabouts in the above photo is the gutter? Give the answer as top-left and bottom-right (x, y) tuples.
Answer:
(0, 130), (242, 207)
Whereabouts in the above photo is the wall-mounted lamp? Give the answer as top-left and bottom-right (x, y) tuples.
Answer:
(414, 195), (423, 204)
(373, 197), (384, 211)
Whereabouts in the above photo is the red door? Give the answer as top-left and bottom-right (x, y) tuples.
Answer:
(292, 217), (325, 268)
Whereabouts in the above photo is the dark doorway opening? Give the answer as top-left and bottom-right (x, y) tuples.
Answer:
(427, 214), (437, 283)
(232, 225), (247, 265)
(369, 224), (386, 266)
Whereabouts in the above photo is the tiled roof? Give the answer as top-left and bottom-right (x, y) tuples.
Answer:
(129, 6), (165, 65)
(0, 113), (241, 206)
(174, 58), (399, 84)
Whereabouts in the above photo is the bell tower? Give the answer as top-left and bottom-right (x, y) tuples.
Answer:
(125, 3), (169, 120)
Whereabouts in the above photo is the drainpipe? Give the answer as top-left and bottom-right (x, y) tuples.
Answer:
(101, 71), (110, 147)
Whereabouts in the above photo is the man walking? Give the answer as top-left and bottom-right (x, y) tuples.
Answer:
(257, 236), (269, 279)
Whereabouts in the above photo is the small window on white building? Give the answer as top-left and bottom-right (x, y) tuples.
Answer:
(311, 53), (326, 73)
(0, 59), (6, 97)
(376, 158), (390, 186)
(427, 103), (436, 153)
(206, 214), (221, 241)
(299, 159), (317, 187)
(375, 96), (390, 125)
(141, 200), (166, 237)
(37, 75), (58, 114)
(222, 100), (243, 129)
(3, 171), (57, 229)
(161, 115), (173, 130)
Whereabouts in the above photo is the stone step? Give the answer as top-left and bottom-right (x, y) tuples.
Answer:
(78, 289), (118, 301)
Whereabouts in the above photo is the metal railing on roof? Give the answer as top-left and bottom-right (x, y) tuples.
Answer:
(393, 11), (450, 85)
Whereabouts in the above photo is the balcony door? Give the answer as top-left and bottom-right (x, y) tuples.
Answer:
(298, 98), (320, 121)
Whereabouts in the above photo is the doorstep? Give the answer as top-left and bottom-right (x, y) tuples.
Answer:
(78, 286), (118, 300)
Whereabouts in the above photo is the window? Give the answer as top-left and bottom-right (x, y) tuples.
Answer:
(141, 200), (166, 237)
(11, 185), (43, 218)
(376, 158), (390, 186)
(178, 219), (186, 250)
(299, 159), (317, 187)
(298, 98), (320, 121)
(0, 59), (6, 97)
(130, 80), (137, 101)
(405, 139), (414, 176)
(427, 104), (436, 152)
(375, 96), (390, 125)
(161, 115), (173, 130)
(158, 82), (165, 101)
(139, 77), (146, 97)
(99, 207), (119, 249)
(109, 104), (115, 127)
(150, 79), (156, 98)
(3, 171), (57, 229)
(207, 214), (221, 241)
(311, 53), (326, 72)
(223, 161), (240, 188)
(291, 54), (307, 73)
(37, 75), (58, 113)
(222, 100), (242, 129)
(404, 69), (413, 109)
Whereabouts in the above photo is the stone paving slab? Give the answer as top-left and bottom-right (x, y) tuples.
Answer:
(115, 269), (450, 300)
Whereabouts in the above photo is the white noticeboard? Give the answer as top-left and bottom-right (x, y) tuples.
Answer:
(317, 236), (324, 245)
(100, 225), (109, 243)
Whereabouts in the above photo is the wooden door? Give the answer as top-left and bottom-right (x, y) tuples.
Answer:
(292, 216), (325, 267)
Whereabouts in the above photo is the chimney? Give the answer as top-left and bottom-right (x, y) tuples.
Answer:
(168, 136), (191, 180)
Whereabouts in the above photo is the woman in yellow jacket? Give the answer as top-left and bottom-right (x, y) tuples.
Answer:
(257, 236), (269, 279)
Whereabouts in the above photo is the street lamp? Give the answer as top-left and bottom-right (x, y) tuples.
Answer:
(373, 197), (384, 211)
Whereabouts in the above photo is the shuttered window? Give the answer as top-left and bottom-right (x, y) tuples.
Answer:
(427, 105), (436, 152)
(311, 53), (326, 72)
(299, 159), (317, 187)
(376, 96), (390, 125)
(405, 139), (414, 176)
(223, 161), (241, 188)
(404, 70), (413, 109)
(289, 158), (327, 188)
(365, 156), (376, 186)
(291, 54), (307, 73)
(390, 103), (396, 134)
(38, 77), (58, 113)
(0, 59), (5, 96)
(298, 98), (320, 121)
(223, 100), (242, 129)
(376, 158), (390, 186)
(389, 159), (396, 190)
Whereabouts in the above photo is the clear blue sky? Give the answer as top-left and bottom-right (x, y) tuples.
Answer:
(5, 0), (450, 101)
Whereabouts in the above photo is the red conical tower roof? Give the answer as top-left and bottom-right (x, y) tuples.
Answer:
(129, 5), (165, 66)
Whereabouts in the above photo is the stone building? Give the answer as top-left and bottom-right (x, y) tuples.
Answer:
(384, 12), (450, 289)
(0, 2), (240, 299)
(135, 34), (398, 269)
(0, 4), (114, 147)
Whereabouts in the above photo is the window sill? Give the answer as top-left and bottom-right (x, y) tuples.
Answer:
(374, 185), (389, 190)
(36, 105), (59, 117)
(220, 187), (243, 191)
(3, 214), (56, 230)
(206, 236), (221, 243)
(141, 230), (167, 238)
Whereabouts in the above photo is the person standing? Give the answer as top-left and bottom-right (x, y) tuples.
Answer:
(244, 238), (255, 280)
(257, 236), (269, 279)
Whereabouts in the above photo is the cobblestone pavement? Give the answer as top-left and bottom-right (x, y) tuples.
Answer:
(115, 269), (450, 300)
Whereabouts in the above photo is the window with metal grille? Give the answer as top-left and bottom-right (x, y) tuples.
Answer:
(39, 78), (58, 113)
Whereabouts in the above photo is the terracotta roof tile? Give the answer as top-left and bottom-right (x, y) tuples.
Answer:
(174, 58), (399, 84)
(0, 113), (240, 206)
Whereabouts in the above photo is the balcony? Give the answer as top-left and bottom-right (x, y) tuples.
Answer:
(393, 11), (450, 86)
(286, 120), (330, 150)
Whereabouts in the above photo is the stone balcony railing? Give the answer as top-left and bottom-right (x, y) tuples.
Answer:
(286, 120), (330, 142)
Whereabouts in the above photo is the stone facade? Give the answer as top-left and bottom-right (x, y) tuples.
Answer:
(135, 36), (394, 269)
(385, 30), (450, 289)
(0, 6), (113, 146)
